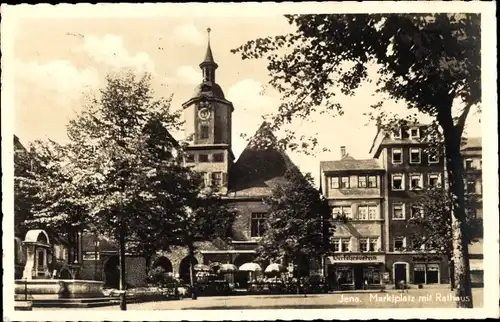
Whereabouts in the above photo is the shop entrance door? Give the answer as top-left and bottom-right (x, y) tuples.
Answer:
(394, 263), (407, 287)
(353, 265), (364, 290)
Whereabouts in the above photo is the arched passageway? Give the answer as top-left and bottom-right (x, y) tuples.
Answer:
(152, 256), (173, 273)
(179, 256), (198, 284)
(103, 255), (120, 288)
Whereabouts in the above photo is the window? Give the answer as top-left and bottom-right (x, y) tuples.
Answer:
(198, 154), (209, 163)
(363, 267), (381, 285)
(428, 149), (439, 164)
(358, 176), (367, 188)
(414, 263), (440, 284)
(409, 148), (421, 164)
(428, 173), (441, 188)
(341, 239), (350, 252)
(410, 173), (423, 190)
(410, 127), (420, 139)
(392, 203), (405, 220)
(357, 205), (378, 220)
(392, 174), (404, 191)
(199, 125), (209, 139)
(426, 264), (440, 284)
(332, 206), (352, 219)
(212, 153), (224, 163)
(199, 172), (210, 187)
(467, 180), (475, 193)
(330, 177), (339, 189)
(465, 159), (473, 169)
(392, 148), (402, 164)
(185, 154), (195, 163)
(250, 213), (267, 237)
(394, 237), (406, 251)
(341, 177), (350, 189)
(410, 205), (424, 218)
(333, 239), (341, 252)
(359, 238), (378, 252)
(211, 172), (223, 187)
(358, 206), (368, 220)
(359, 238), (368, 252)
(368, 175), (377, 188)
(414, 264), (426, 284)
(393, 128), (402, 139)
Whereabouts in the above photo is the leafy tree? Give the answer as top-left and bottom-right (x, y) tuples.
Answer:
(26, 71), (196, 310)
(16, 139), (86, 263)
(256, 169), (332, 293)
(232, 13), (480, 307)
(169, 186), (236, 289)
(406, 185), (482, 289)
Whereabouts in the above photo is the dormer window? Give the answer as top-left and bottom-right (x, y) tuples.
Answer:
(392, 128), (402, 139)
(410, 127), (420, 139)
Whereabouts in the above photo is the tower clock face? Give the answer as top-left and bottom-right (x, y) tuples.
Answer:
(198, 108), (211, 120)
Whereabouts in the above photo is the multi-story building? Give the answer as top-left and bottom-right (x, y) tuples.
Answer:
(369, 125), (449, 286)
(320, 146), (386, 290)
(462, 137), (483, 286)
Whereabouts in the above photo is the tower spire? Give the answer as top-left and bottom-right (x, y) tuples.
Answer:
(200, 27), (218, 82)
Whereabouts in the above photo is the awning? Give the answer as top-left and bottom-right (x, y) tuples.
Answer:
(469, 259), (483, 271)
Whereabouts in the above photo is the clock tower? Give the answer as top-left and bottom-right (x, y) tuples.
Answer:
(182, 28), (234, 193)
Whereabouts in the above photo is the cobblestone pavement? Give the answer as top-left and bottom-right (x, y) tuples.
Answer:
(33, 288), (484, 310)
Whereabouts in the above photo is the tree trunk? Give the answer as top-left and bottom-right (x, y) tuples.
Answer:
(119, 225), (127, 311)
(188, 243), (197, 300)
(448, 259), (455, 290)
(439, 108), (473, 308)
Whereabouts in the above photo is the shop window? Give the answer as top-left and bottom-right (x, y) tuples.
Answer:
(336, 268), (353, 285)
(358, 176), (367, 188)
(392, 174), (404, 191)
(426, 264), (440, 284)
(363, 267), (381, 285)
(341, 177), (350, 189)
(414, 264), (426, 284)
(368, 175), (377, 188)
(330, 177), (339, 189)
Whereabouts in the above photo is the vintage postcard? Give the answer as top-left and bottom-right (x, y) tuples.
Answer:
(2, 1), (498, 321)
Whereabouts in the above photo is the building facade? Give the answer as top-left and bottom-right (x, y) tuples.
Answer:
(369, 124), (449, 286)
(320, 147), (386, 290)
(462, 137), (483, 286)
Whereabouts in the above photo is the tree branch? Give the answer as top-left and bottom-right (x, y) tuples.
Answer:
(455, 102), (473, 138)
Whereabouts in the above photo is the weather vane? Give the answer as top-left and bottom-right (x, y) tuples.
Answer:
(207, 27), (211, 42)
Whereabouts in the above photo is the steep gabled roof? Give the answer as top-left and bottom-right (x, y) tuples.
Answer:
(228, 122), (300, 197)
(461, 137), (482, 150)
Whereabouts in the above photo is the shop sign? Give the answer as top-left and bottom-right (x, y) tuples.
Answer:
(327, 254), (385, 264)
(412, 255), (443, 262)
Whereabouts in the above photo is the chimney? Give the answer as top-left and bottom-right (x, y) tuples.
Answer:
(340, 146), (346, 158)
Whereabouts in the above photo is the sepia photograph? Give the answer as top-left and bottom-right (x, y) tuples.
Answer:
(1, 2), (498, 320)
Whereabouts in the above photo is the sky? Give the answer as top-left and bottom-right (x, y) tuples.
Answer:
(8, 5), (483, 187)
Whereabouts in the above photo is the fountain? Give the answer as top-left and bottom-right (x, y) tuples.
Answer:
(15, 229), (109, 308)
